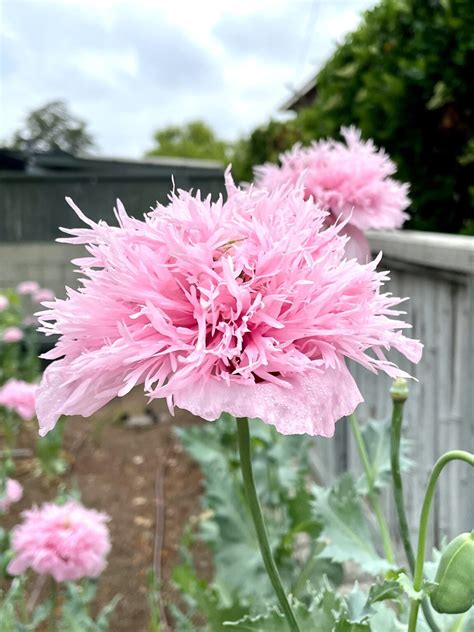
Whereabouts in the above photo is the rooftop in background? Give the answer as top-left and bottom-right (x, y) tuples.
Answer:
(0, 148), (223, 176)
(280, 76), (317, 112)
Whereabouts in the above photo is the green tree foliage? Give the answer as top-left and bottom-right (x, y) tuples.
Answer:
(232, 119), (303, 183)
(146, 120), (233, 164)
(235, 0), (474, 233)
(10, 100), (95, 155)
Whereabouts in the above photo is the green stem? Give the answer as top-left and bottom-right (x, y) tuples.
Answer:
(407, 451), (474, 632)
(390, 396), (415, 570)
(290, 544), (319, 598)
(236, 417), (300, 632)
(48, 579), (58, 632)
(390, 381), (440, 632)
(349, 413), (395, 564)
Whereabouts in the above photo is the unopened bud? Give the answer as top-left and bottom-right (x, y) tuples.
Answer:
(430, 531), (474, 614)
(390, 378), (409, 402)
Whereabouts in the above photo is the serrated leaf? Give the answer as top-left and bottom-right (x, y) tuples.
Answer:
(312, 475), (391, 575)
(225, 582), (345, 631)
(343, 583), (371, 622)
(396, 572), (436, 601)
(369, 603), (406, 632)
(335, 621), (371, 632)
(172, 559), (249, 628)
(367, 578), (403, 604)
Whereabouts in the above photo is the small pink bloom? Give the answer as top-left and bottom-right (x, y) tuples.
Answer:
(2, 326), (24, 343)
(7, 501), (111, 582)
(0, 479), (23, 512)
(0, 295), (9, 312)
(0, 379), (38, 420)
(36, 175), (422, 438)
(32, 288), (55, 304)
(255, 127), (410, 261)
(17, 281), (40, 295)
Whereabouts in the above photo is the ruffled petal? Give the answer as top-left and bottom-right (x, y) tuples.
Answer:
(342, 224), (371, 263)
(173, 363), (363, 437)
(36, 361), (121, 436)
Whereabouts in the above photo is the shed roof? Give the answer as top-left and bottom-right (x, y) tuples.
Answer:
(0, 148), (223, 176)
(279, 76), (317, 112)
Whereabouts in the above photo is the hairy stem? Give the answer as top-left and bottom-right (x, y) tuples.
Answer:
(236, 417), (300, 632)
(407, 451), (474, 632)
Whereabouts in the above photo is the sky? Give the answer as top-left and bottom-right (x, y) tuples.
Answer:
(0, 0), (375, 158)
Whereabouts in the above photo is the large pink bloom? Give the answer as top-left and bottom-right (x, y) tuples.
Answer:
(255, 127), (410, 261)
(8, 501), (111, 582)
(0, 478), (23, 512)
(0, 379), (38, 420)
(36, 175), (421, 437)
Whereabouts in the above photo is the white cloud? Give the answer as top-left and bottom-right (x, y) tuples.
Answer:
(0, 0), (375, 157)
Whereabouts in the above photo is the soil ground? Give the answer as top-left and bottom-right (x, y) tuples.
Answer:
(2, 390), (210, 631)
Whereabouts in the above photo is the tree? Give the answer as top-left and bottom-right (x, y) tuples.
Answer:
(146, 120), (233, 164)
(236, 0), (474, 234)
(10, 100), (95, 155)
(231, 119), (303, 183)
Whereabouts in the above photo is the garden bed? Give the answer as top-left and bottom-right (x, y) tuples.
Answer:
(2, 390), (211, 631)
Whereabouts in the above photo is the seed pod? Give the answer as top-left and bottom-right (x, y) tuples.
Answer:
(430, 531), (474, 614)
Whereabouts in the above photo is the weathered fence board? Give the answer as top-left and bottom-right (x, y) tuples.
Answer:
(0, 161), (225, 243)
(313, 231), (474, 551)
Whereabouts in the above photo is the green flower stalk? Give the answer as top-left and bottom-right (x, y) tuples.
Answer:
(236, 417), (301, 632)
(390, 378), (439, 632)
(349, 412), (394, 564)
(407, 451), (474, 632)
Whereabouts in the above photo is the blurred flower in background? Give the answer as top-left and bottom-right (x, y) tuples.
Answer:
(8, 500), (111, 582)
(0, 478), (23, 512)
(2, 327), (24, 343)
(0, 378), (38, 420)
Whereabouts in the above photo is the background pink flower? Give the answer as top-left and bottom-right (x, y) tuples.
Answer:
(33, 288), (55, 304)
(0, 379), (38, 420)
(0, 478), (23, 512)
(255, 127), (410, 261)
(17, 281), (40, 295)
(8, 500), (111, 581)
(36, 175), (421, 437)
(0, 295), (9, 312)
(2, 326), (24, 343)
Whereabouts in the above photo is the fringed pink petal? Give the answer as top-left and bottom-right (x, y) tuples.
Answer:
(173, 364), (363, 437)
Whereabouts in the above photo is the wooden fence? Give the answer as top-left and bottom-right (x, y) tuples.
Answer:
(313, 230), (474, 550)
(0, 220), (472, 548)
(0, 159), (225, 243)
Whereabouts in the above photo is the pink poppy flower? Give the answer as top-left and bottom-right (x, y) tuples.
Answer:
(255, 127), (410, 262)
(0, 379), (38, 420)
(35, 175), (421, 437)
(7, 501), (111, 581)
(2, 326), (24, 343)
(0, 295), (9, 312)
(17, 281), (40, 295)
(0, 478), (23, 512)
(32, 288), (55, 304)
